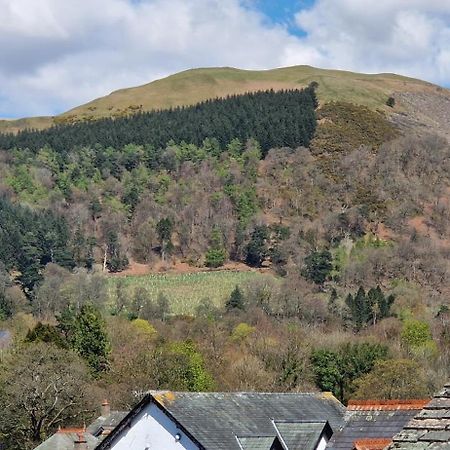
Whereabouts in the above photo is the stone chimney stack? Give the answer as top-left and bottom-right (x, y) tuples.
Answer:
(74, 432), (88, 450)
(101, 399), (111, 417)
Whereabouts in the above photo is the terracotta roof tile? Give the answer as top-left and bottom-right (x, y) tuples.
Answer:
(57, 427), (86, 433)
(348, 400), (430, 411)
(354, 438), (392, 449)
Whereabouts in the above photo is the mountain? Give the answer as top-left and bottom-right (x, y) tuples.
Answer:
(3, 64), (450, 446)
(1, 65), (448, 135)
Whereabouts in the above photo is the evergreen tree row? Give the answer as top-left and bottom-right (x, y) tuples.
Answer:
(345, 286), (395, 330)
(0, 87), (318, 156)
(0, 197), (74, 292)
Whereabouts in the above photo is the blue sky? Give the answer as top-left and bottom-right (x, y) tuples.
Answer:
(252, 0), (313, 36)
(1, 0), (449, 118)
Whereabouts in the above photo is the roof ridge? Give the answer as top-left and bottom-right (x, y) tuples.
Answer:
(348, 399), (429, 411)
(149, 390), (319, 395)
(348, 399), (430, 405)
(272, 419), (327, 424)
(57, 427), (86, 434)
(354, 438), (392, 450)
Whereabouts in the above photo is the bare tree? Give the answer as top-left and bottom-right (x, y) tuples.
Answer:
(0, 343), (95, 449)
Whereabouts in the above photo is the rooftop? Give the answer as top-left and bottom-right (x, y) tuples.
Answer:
(388, 383), (450, 448)
(353, 438), (392, 450)
(327, 400), (429, 450)
(86, 411), (127, 438)
(34, 429), (99, 450)
(236, 435), (283, 450)
(97, 391), (346, 450)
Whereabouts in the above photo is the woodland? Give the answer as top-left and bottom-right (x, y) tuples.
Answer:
(1, 85), (450, 448)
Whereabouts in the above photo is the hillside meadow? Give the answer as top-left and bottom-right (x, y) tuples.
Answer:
(107, 270), (277, 315)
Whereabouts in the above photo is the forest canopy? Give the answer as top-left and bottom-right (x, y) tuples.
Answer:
(0, 87), (318, 156)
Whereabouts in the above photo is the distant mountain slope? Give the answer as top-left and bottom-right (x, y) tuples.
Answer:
(0, 65), (448, 134)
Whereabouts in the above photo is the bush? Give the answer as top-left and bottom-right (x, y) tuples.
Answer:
(231, 323), (256, 342)
(303, 250), (333, 285)
(386, 96), (396, 107)
(311, 342), (388, 402)
(205, 248), (227, 268)
(353, 359), (429, 400)
(401, 319), (432, 348)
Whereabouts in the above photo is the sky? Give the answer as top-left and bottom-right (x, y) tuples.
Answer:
(1, 0), (450, 118)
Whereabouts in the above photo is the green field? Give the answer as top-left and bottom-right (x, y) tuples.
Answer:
(108, 270), (277, 316)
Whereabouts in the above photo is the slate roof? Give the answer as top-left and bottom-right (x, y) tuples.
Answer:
(97, 391), (346, 450)
(236, 435), (282, 450)
(33, 409), (126, 450)
(86, 411), (127, 438)
(273, 420), (332, 450)
(388, 383), (450, 449)
(327, 400), (428, 450)
(34, 429), (99, 450)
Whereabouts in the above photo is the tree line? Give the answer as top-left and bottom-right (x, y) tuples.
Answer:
(0, 197), (74, 294)
(0, 87), (317, 156)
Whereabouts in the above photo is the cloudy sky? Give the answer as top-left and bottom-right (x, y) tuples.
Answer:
(2, 0), (450, 118)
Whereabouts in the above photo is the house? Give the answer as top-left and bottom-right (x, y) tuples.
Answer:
(87, 401), (128, 440)
(327, 400), (429, 450)
(34, 391), (437, 450)
(94, 391), (346, 450)
(34, 400), (127, 450)
(34, 429), (99, 450)
(387, 382), (450, 448)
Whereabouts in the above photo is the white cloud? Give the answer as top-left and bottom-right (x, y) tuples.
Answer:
(294, 0), (450, 83)
(0, 0), (449, 117)
(0, 0), (304, 116)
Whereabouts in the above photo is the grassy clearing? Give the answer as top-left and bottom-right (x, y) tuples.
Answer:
(108, 270), (277, 316)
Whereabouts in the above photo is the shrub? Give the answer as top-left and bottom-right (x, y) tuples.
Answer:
(353, 359), (429, 400)
(386, 96), (396, 107)
(205, 248), (227, 268)
(231, 323), (256, 342)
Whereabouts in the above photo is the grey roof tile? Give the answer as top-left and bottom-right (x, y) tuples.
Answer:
(421, 432), (450, 443)
(86, 411), (127, 437)
(98, 391), (346, 450)
(406, 419), (450, 430)
(236, 436), (278, 450)
(387, 382), (450, 449)
(159, 392), (345, 450)
(274, 421), (328, 450)
(327, 409), (420, 449)
(34, 431), (98, 450)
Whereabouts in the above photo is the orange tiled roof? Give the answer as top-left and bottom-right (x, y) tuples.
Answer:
(347, 399), (429, 411)
(57, 427), (86, 433)
(354, 438), (392, 450)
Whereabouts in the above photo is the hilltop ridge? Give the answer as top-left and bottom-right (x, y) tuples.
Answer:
(1, 65), (447, 134)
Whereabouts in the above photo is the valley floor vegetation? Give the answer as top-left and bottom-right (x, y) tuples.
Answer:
(0, 87), (450, 448)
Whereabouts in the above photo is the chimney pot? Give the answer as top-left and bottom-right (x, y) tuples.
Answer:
(74, 432), (88, 450)
(101, 399), (111, 417)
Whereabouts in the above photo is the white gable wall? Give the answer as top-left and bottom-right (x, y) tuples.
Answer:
(107, 402), (200, 450)
(316, 436), (328, 450)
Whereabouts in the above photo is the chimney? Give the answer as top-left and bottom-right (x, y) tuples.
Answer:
(74, 432), (88, 450)
(101, 399), (111, 417)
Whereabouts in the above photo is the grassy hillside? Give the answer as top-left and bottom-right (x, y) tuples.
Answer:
(1, 65), (445, 133)
(0, 116), (54, 133)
